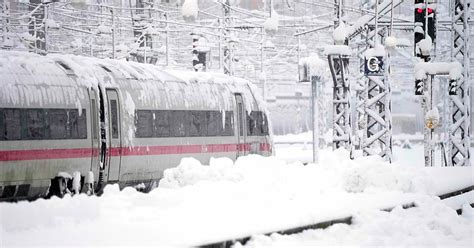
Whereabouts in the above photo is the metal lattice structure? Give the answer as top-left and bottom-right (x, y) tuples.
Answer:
(1, 0), (11, 49)
(448, 0), (471, 166)
(222, 0), (233, 76)
(352, 0), (399, 161)
(355, 27), (370, 150)
(363, 55), (393, 161)
(328, 53), (352, 153)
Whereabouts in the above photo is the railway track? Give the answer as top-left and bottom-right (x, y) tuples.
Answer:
(199, 186), (473, 248)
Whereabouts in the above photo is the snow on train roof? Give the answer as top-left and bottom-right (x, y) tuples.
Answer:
(0, 51), (267, 115)
(0, 51), (92, 108)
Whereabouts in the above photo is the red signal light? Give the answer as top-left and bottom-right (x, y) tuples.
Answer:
(417, 8), (423, 14)
(427, 8), (433, 14)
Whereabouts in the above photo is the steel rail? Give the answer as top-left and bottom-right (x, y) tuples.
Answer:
(198, 186), (473, 247)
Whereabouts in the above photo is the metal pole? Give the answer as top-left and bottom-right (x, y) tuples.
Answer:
(389, 0), (394, 36)
(144, 35), (147, 63)
(297, 31), (301, 68)
(423, 75), (434, 167)
(2, 0), (9, 47)
(260, 27), (265, 100)
(269, 0), (273, 17)
(111, 8), (115, 59)
(374, 0), (379, 46)
(33, 17), (37, 53)
(339, 0), (343, 23)
(44, 4), (48, 53)
(165, 12), (169, 66)
(223, 0), (232, 75)
(311, 75), (320, 163)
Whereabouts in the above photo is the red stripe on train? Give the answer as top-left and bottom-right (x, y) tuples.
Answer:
(0, 148), (94, 161)
(0, 143), (271, 162)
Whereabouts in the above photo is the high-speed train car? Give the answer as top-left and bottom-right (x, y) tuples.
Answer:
(0, 51), (272, 201)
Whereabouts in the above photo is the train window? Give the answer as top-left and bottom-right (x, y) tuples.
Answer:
(261, 112), (269, 135)
(91, 99), (98, 140)
(223, 111), (234, 136)
(237, 103), (244, 136)
(69, 109), (87, 139)
(135, 110), (153, 138)
(48, 109), (68, 139)
(206, 111), (221, 136)
(170, 110), (187, 137)
(110, 100), (119, 139)
(1, 109), (21, 140)
(189, 111), (207, 137)
(1, 108), (87, 140)
(247, 111), (260, 136)
(154, 110), (170, 137)
(25, 109), (46, 139)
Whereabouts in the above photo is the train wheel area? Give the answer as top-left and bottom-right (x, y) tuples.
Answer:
(0, 148), (472, 247)
(46, 171), (94, 199)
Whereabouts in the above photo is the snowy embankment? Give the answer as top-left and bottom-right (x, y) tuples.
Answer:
(1, 149), (473, 247)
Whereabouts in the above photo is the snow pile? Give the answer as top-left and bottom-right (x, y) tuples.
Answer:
(240, 199), (473, 247)
(72, 171), (81, 193)
(298, 53), (326, 77)
(1, 148), (472, 246)
(364, 44), (386, 58)
(342, 155), (433, 194)
(159, 157), (243, 188)
(181, 0), (199, 20)
(263, 12), (279, 32)
(332, 22), (348, 44)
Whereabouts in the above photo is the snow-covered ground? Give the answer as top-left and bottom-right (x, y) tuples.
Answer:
(0, 135), (472, 247)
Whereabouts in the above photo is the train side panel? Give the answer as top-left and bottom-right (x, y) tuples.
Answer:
(0, 56), (95, 200)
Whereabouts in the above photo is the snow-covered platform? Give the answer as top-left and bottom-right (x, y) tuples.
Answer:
(1, 149), (472, 247)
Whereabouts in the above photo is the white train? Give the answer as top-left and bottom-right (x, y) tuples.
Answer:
(0, 51), (272, 201)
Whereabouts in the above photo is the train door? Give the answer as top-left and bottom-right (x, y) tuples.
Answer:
(106, 89), (122, 182)
(235, 94), (247, 157)
(89, 88), (100, 172)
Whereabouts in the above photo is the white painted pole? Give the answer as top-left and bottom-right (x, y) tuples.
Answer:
(312, 75), (320, 164)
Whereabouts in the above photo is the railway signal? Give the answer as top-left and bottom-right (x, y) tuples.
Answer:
(448, 79), (457, 95)
(414, 0), (437, 58)
(415, 79), (424, 95)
